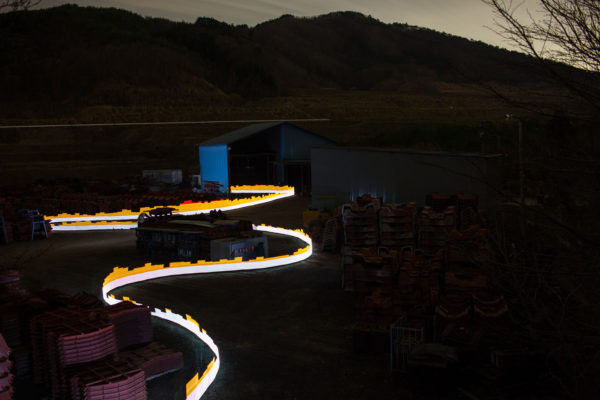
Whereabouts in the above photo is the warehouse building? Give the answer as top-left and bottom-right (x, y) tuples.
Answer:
(198, 122), (335, 193)
(311, 147), (503, 208)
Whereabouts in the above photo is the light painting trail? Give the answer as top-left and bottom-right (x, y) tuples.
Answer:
(48, 185), (295, 228)
(53, 185), (312, 399)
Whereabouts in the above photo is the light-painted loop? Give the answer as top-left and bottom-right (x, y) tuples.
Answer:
(81, 185), (310, 399)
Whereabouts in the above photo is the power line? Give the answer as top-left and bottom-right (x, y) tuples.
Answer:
(0, 118), (330, 129)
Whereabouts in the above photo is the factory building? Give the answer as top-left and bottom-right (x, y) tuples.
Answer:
(198, 122), (335, 193)
(311, 147), (503, 208)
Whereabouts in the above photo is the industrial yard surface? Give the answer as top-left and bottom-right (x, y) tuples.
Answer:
(1, 195), (459, 400)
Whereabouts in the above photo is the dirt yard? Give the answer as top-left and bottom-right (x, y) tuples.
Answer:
(1, 195), (463, 400)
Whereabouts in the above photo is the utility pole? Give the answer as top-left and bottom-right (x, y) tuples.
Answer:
(517, 119), (524, 208)
(506, 115), (526, 237)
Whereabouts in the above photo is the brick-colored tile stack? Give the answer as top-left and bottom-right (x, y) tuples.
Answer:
(0, 334), (13, 400)
(97, 303), (153, 351)
(417, 206), (457, 256)
(343, 193), (510, 356)
(67, 359), (146, 400)
(30, 309), (118, 399)
(341, 194), (381, 249)
(378, 203), (417, 249)
(119, 342), (183, 381)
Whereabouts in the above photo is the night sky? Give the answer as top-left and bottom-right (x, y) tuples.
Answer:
(38, 0), (541, 49)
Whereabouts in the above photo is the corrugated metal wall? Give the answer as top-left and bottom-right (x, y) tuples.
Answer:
(311, 147), (501, 209)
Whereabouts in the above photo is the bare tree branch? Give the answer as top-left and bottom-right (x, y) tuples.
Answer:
(0, 0), (41, 11)
(483, 0), (600, 114)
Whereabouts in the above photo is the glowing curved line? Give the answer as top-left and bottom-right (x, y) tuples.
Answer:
(48, 186), (294, 225)
(53, 185), (311, 399)
(102, 224), (312, 399)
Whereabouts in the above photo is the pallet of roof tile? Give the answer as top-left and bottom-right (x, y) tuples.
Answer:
(0, 386), (13, 400)
(435, 296), (472, 322)
(444, 271), (488, 292)
(473, 293), (508, 320)
(455, 193), (478, 211)
(68, 360), (146, 400)
(119, 342), (183, 381)
(380, 231), (414, 241)
(392, 285), (424, 308)
(342, 263), (359, 291)
(418, 206), (457, 227)
(344, 239), (378, 248)
(69, 292), (104, 309)
(0, 312), (20, 349)
(342, 203), (378, 219)
(58, 325), (118, 366)
(30, 309), (115, 387)
(425, 193), (455, 211)
(343, 224), (377, 234)
(379, 203), (416, 218)
(0, 334), (10, 377)
(96, 303), (153, 350)
(345, 194), (382, 210)
(8, 345), (30, 377)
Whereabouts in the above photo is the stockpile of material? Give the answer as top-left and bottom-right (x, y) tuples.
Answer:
(397, 248), (443, 313)
(0, 271), (47, 378)
(447, 225), (490, 264)
(0, 334), (13, 400)
(98, 303), (153, 351)
(417, 206), (457, 255)
(119, 342), (183, 381)
(342, 193), (512, 363)
(0, 273), (181, 399)
(341, 197), (380, 248)
(67, 359), (146, 400)
(378, 203), (417, 248)
(30, 309), (118, 398)
(342, 247), (397, 292)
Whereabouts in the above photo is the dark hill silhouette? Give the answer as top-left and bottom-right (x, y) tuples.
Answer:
(0, 5), (550, 118)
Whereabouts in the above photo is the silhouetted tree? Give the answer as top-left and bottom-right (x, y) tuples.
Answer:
(484, 0), (600, 113)
(482, 2), (600, 398)
(0, 0), (40, 11)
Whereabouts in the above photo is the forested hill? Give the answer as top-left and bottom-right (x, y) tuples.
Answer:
(0, 5), (544, 118)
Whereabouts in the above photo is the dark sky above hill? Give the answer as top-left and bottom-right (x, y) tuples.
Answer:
(39, 0), (540, 49)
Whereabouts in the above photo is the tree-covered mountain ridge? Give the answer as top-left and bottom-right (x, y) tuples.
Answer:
(0, 4), (549, 119)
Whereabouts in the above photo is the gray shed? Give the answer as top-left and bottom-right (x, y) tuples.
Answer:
(199, 122), (335, 193)
(311, 147), (503, 209)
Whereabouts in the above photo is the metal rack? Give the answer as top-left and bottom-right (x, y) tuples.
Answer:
(390, 315), (424, 371)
